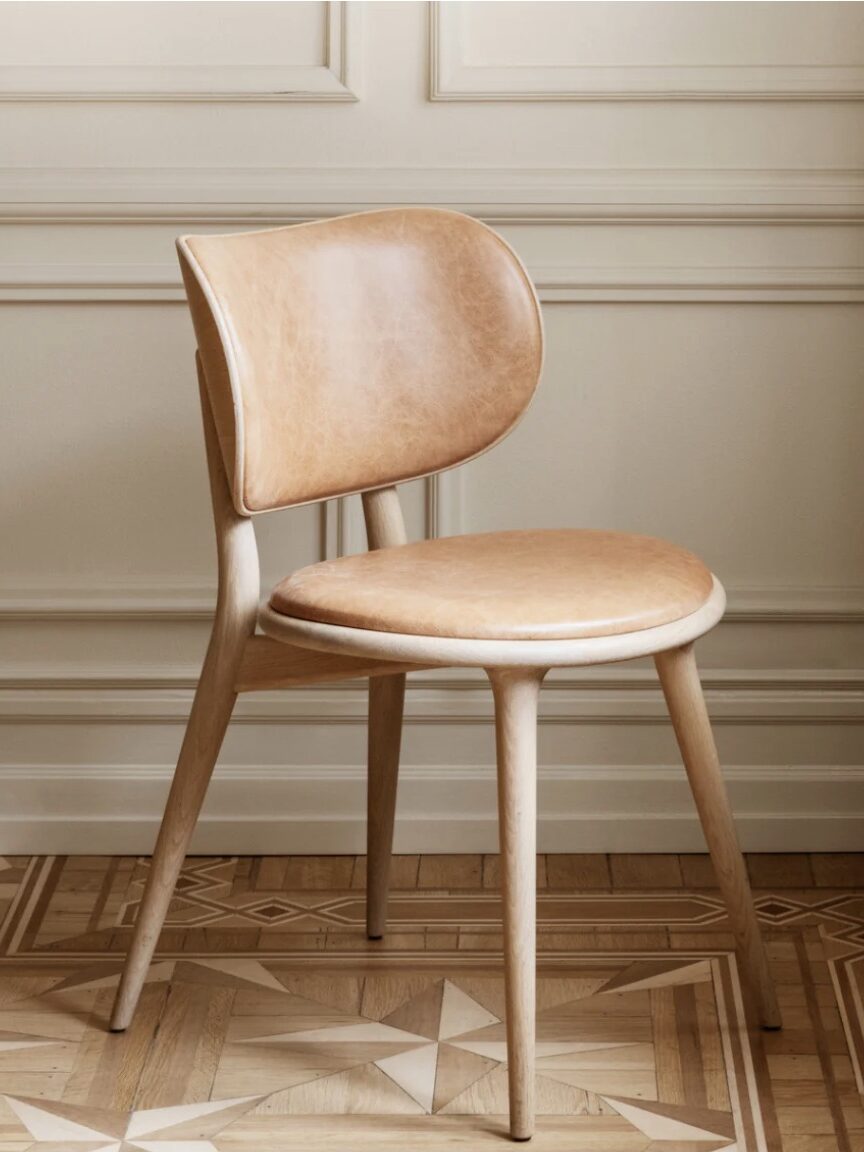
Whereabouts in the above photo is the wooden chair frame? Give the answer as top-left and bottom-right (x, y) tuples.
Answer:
(110, 369), (780, 1143)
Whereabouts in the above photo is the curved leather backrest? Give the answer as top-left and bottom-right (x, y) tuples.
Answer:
(177, 208), (543, 514)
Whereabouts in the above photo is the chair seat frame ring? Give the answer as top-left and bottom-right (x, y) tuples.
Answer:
(259, 575), (726, 668)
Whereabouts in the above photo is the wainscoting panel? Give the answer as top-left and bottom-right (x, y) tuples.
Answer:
(1, 2), (862, 851)
(430, 1), (864, 101)
(0, 1), (360, 101)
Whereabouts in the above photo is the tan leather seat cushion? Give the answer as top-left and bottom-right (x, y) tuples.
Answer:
(269, 529), (714, 641)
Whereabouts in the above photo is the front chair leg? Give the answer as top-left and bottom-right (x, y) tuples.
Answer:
(110, 625), (246, 1031)
(655, 644), (781, 1030)
(111, 367), (257, 1032)
(366, 672), (406, 939)
(489, 667), (546, 1142)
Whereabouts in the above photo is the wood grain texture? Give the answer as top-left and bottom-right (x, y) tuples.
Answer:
(0, 853), (860, 1150)
(235, 636), (428, 692)
(363, 488), (409, 942)
(489, 668), (546, 1139)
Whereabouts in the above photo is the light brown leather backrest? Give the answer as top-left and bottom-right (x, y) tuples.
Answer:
(177, 208), (543, 514)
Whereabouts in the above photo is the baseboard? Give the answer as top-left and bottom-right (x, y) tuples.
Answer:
(0, 763), (860, 854)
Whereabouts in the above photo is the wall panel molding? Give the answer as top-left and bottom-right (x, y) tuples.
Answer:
(2, 673), (862, 724)
(430, 2), (864, 103)
(4, 262), (863, 305)
(0, 2), (360, 103)
(2, 166), (863, 223)
(1, 584), (862, 623)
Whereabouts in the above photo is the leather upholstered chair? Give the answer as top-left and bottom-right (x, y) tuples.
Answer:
(111, 208), (779, 1141)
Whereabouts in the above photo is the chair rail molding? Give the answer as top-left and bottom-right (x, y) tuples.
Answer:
(3, 262), (862, 305)
(429, 1), (864, 103)
(0, 1), (360, 103)
(2, 583), (863, 625)
(2, 166), (864, 223)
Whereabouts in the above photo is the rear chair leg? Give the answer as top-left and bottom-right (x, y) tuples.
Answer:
(360, 487), (409, 941)
(366, 672), (406, 939)
(489, 667), (546, 1141)
(655, 643), (781, 1030)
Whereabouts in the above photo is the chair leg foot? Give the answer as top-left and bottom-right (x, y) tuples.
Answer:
(366, 673), (405, 941)
(489, 667), (546, 1143)
(655, 644), (781, 1031)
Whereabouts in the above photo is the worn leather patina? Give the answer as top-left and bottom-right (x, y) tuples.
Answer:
(179, 208), (543, 514)
(270, 529), (714, 641)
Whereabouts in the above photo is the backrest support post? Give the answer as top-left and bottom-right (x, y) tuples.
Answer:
(362, 487), (408, 551)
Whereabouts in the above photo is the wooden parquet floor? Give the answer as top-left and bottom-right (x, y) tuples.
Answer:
(0, 852), (861, 1150)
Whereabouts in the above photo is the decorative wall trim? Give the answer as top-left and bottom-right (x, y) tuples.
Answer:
(4, 262), (863, 304)
(530, 266), (864, 304)
(0, 761), (860, 854)
(1, 584), (862, 623)
(1, 674), (862, 725)
(1, 167), (863, 223)
(429, 2), (864, 103)
(0, 2), (360, 103)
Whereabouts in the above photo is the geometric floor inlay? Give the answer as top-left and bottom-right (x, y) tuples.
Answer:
(0, 853), (861, 1150)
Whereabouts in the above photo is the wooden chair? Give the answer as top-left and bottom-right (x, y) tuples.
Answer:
(110, 207), (779, 1141)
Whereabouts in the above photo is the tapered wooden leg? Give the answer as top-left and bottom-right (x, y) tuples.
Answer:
(655, 644), (781, 1030)
(489, 668), (546, 1142)
(110, 639), (240, 1030)
(366, 672), (406, 939)
(360, 487), (409, 940)
(110, 364), (258, 1032)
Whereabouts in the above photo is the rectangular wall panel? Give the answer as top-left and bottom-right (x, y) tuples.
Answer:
(432, 1), (864, 100)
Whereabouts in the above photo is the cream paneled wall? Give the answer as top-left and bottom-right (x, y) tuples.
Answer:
(1, 1), (862, 851)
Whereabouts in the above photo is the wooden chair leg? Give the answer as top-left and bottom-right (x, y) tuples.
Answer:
(111, 364), (258, 1032)
(489, 667), (546, 1142)
(109, 631), (242, 1031)
(655, 644), (781, 1030)
(366, 672), (406, 939)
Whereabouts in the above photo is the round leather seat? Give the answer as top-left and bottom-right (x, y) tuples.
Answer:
(269, 529), (714, 642)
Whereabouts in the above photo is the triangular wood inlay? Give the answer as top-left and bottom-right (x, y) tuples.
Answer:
(433, 1043), (498, 1112)
(5, 1095), (125, 1141)
(597, 959), (712, 996)
(382, 980), (444, 1041)
(253, 1062), (427, 1115)
(126, 1095), (259, 1139)
(375, 1042), (439, 1112)
(603, 1094), (736, 1141)
(173, 959), (284, 993)
(438, 980), (499, 1040)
